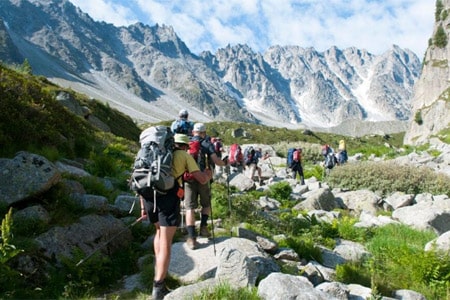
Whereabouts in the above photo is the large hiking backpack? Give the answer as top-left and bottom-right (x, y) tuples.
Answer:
(173, 119), (193, 135)
(187, 136), (207, 170)
(129, 126), (175, 198)
(287, 148), (296, 168)
(244, 146), (255, 165)
(293, 149), (301, 162)
(287, 148), (301, 168)
(229, 143), (243, 166)
(337, 150), (348, 165)
(324, 153), (336, 169)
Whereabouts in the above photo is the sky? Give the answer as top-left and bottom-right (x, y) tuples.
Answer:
(68, 0), (435, 58)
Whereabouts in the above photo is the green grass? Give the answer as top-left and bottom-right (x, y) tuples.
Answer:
(192, 282), (261, 300)
(336, 224), (450, 299)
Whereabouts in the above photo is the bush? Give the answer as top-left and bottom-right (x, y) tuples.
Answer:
(436, 0), (444, 21)
(267, 181), (292, 201)
(414, 111), (423, 125)
(325, 161), (450, 196)
(434, 25), (448, 48)
(0, 209), (25, 298)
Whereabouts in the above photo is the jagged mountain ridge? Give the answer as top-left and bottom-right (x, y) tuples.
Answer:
(0, 0), (421, 131)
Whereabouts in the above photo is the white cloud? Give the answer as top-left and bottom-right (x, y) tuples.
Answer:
(70, 0), (138, 26)
(68, 0), (434, 57)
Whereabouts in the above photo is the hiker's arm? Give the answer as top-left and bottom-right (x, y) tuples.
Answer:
(192, 169), (212, 185)
(139, 196), (148, 219)
(210, 153), (227, 166)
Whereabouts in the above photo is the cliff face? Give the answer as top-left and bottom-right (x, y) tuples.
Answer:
(404, 0), (450, 145)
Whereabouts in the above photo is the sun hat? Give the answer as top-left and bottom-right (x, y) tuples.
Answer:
(193, 123), (206, 132)
(174, 134), (190, 145)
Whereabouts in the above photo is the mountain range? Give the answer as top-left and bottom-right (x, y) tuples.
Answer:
(0, 0), (422, 133)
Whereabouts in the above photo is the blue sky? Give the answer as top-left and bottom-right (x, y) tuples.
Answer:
(69, 0), (434, 58)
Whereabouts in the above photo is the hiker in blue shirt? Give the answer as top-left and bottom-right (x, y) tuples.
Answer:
(246, 147), (269, 185)
(171, 109), (194, 136)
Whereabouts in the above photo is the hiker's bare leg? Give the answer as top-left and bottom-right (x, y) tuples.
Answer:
(249, 164), (256, 179)
(201, 206), (211, 215)
(257, 167), (262, 182)
(154, 225), (177, 281)
(153, 223), (160, 276)
(186, 209), (196, 226)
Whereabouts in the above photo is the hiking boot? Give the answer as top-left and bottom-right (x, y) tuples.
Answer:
(200, 226), (211, 238)
(152, 284), (170, 300)
(186, 237), (197, 250)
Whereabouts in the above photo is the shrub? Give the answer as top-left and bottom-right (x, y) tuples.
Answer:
(0, 209), (25, 298)
(414, 111), (423, 125)
(268, 181), (292, 201)
(434, 25), (448, 48)
(325, 161), (450, 196)
(436, 0), (444, 21)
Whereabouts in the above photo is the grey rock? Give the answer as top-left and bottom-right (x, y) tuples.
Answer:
(294, 187), (339, 211)
(0, 152), (61, 206)
(215, 247), (258, 287)
(392, 289), (427, 300)
(258, 272), (338, 300)
(35, 214), (132, 263)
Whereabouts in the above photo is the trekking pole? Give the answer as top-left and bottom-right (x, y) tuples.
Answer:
(269, 157), (275, 172)
(179, 200), (186, 234)
(75, 216), (144, 267)
(209, 194), (217, 256)
(227, 168), (232, 215)
(206, 156), (216, 256)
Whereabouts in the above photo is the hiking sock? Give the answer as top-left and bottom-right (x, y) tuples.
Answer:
(200, 214), (209, 227)
(186, 225), (196, 238)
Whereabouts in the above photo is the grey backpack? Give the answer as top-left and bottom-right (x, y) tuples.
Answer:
(129, 126), (175, 198)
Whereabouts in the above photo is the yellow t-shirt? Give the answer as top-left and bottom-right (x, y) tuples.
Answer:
(172, 149), (200, 184)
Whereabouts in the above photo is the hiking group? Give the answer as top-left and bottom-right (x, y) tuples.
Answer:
(321, 139), (348, 175)
(129, 109), (348, 299)
(130, 109), (230, 299)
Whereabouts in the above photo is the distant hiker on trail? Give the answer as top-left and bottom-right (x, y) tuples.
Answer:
(337, 139), (348, 165)
(183, 123), (227, 250)
(139, 133), (211, 300)
(171, 109), (194, 136)
(245, 146), (269, 185)
(228, 143), (244, 173)
(211, 137), (225, 177)
(321, 144), (337, 174)
(212, 137), (224, 159)
(287, 147), (305, 185)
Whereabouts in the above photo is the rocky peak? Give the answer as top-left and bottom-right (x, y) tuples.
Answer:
(0, 0), (423, 133)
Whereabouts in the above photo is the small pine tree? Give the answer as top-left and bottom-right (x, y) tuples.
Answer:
(442, 9), (448, 21)
(434, 25), (448, 48)
(20, 58), (32, 74)
(414, 111), (423, 125)
(436, 0), (444, 21)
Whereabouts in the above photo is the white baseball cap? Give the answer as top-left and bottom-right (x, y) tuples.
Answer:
(193, 123), (206, 132)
